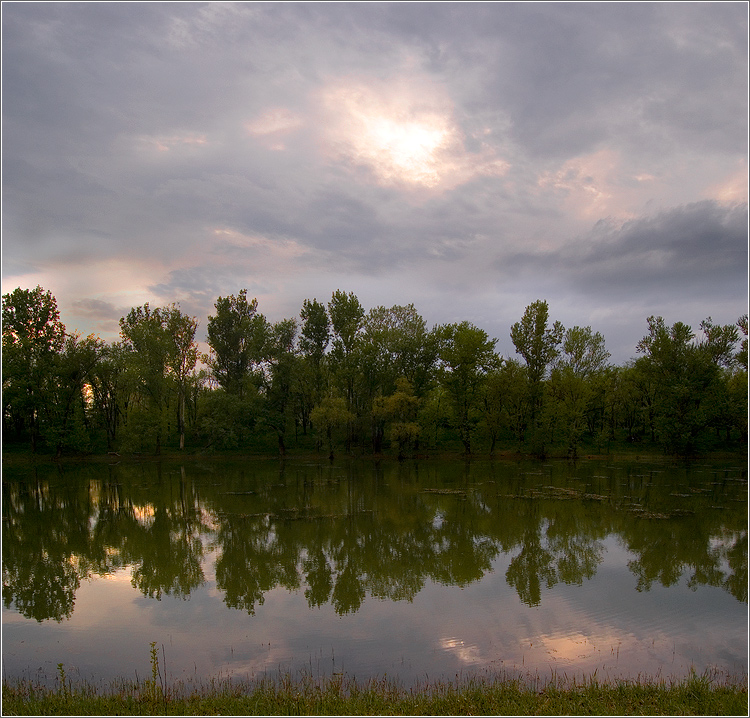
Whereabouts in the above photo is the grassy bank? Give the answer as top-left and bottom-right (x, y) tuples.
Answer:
(2, 670), (747, 716)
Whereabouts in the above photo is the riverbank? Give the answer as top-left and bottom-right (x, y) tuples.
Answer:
(2, 669), (747, 716)
(3, 442), (746, 468)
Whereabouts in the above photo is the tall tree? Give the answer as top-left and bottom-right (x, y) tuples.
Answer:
(697, 317), (740, 369)
(206, 290), (265, 398)
(327, 291), (365, 449)
(510, 300), (564, 455)
(2, 286), (66, 451)
(436, 321), (499, 453)
(261, 317), (299, 456)
(119, 303), (198, 453)
(636, 316), (719, 455)
(298, 299), (330, 434)
(47, 332), (105, 456)
(164, 308), (199, 450)
(88, 342), (130, 450)
(550, 326), (611, 457)
(358, 304), (437, 451)
(510, 300), (564, 384)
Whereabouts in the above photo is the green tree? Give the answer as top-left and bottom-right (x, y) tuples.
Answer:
(2, 286), (67, 452)
(298, 299), (330, 435)
(372, 377), (421, 458)
(260, 317), (299, 456)
(510, 300), (564, 455)
(88, 342), (129, 450)
(636, 316), (720, 455)
(735, 314), (748, 370)
(550, 326), (611, 457)
(47, 332), (105, 456)
(358, 304), (436, 451)
(160, 309), (199, 450)
(327, 291), (365, 449)
(310, 396), (355, 460)
(496, 358), (530, 448)
(510, 300), (564, 385)
(206, 290), (265, 398)
(436, 321), (499, 453)
(119, 303), (198, 453)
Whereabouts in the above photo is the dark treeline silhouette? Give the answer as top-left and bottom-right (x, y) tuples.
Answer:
(2, 286), (747, 458)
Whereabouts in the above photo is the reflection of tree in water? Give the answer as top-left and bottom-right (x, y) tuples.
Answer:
(214, 472), (500, 615)
(506, 537), (557, 607)
(215, 515), (300, 614)
(3, 468), (106, 622)
(119, 465), (208, 599)
(3, 553), (80, 623)
(2, 460), (746, 622)
(721, 531), (748, 602)
(127, 506), (205, 599)
(2, 464), (211, 620)
(618, 483), (747, 603)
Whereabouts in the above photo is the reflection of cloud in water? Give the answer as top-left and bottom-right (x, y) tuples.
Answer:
(439, 636), (482, 665)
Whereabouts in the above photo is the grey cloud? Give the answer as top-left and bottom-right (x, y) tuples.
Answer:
(499, 200), (748, 300)
(71, 298), (122, 321)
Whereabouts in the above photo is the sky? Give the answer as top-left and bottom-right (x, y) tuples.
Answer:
(2, 1), (748, 364)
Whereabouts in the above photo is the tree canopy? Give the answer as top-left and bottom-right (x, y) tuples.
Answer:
(2, 287), (746, 459)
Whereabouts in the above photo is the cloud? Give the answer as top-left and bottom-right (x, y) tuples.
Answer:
(318, 75), (509, 190)
(500, 200), (748, 301)
(2, 3), (746, 363)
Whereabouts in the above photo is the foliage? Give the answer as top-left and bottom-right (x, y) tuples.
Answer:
(205, 289), (265, 398)
(2, 286), (746, 458)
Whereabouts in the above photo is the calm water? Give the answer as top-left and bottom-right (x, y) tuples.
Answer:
(2, 457), (747, 687)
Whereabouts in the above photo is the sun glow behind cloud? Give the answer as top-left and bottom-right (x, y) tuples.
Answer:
(320, 77), (508, 190)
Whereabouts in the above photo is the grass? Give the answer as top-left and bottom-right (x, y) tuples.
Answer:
(2, 666), (747, 716)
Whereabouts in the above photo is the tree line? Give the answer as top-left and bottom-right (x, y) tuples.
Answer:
(2, 286), (747, 458)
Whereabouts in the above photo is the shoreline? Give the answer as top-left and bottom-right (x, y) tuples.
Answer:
(3, 446), (747, 468)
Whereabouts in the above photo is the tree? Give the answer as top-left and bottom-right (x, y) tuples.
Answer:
(2, 286), (66, 451)
(495, 358), (530, 449)
(206, 290), (265, 398)
(436, 321), (500, 453)
(310, 396), (355, 460)
(559, 326), (610, 377)
(119, 303), (198, 453)
(735, 314), (748, 371)
(550, 326), (611, 457)
(164, 308), (199, 450)
(636, 316), (720, 455)
(372, 378), (421, 458)
(260, 317), (299, 456)
(697, 317), (740, 369)
(88, 342), (129, 450)
(510, 300), (564, 455)
(47, 332), (105, 456)
(298, 299), (330, 434)
(510, 300), (564, 385)
(327, 291), (365, 449)
(358, 304), (437, 451)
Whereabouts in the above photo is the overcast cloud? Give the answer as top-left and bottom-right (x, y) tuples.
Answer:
(2, 1), (747, 363)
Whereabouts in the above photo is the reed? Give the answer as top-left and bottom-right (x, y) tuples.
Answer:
(3, 663), (746, 716)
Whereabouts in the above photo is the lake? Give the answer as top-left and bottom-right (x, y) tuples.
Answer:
(2, 457), (747, 688)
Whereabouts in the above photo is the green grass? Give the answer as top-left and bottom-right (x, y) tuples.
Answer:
(3, 668), (747, 716)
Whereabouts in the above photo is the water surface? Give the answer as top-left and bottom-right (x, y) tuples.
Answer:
(2, 457), (746, 687)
